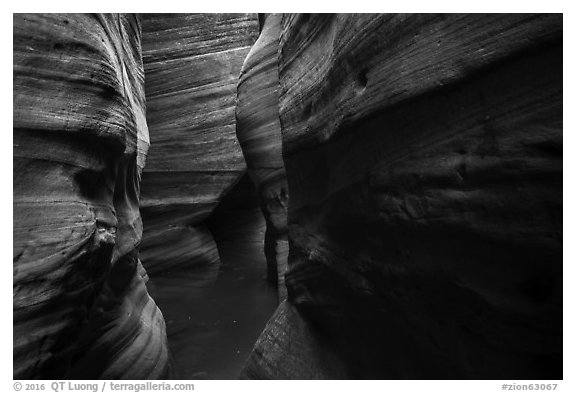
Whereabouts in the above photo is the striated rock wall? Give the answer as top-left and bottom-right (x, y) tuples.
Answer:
(13, 13), (171, 379)
(236, 14), (289, 300)
(139, 13), (259, 276)
(243, 13), (563, 379)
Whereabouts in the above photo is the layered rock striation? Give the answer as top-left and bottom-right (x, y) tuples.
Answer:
(13, 13), (171, 379)
(13, 12), (563, 381)
(243, 13), (563, 379)
(139, 13), (259, 276)
(236, 14), (289, 300)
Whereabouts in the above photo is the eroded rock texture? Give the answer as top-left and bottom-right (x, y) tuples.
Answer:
(140, 14), (259, 276)
(146, 175), (278, 380)
(13, 14), (171, 379)
(243, 14), (562, 379)
(236, 14), (289, 300)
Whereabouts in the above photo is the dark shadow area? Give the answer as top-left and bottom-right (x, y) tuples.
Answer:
(147, 175), (278, 379)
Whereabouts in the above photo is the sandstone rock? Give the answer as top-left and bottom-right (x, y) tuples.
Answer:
(139, 13), (259, 276)
(149, 175), (278, 379)
(13, 13), (171, 379)
(244, 13), (562, 379)
(236, 14), (289, 300)
(241, 301), (348, 379)
(14, 12), (563, 381)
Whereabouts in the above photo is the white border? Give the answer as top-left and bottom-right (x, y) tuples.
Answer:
(2, 4), (572, 390)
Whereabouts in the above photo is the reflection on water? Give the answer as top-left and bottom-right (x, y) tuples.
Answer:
(148, 243), (277, 379)
(147, 176), (278, 379)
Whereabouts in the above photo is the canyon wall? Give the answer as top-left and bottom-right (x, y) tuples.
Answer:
(236, 14), (289, 300)
(139, 14), (259, 276)
(13, 13), (563, 380)
(13, 14), (171, 379)
(243, 13), (563, 379)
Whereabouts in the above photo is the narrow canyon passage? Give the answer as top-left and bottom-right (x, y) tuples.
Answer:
(146, 176), (278, 379)
(13, 13), (562, 380)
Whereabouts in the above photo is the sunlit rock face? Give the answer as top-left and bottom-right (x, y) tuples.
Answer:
(139, 13), (259, 276)
(236, 14), (289, 300)
(243, 14), (562, 379)
(13, 13), (171, 379)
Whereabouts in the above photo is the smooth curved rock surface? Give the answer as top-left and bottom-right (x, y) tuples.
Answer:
(236, 14), (289, 300)
(13, 13), (171, 379)
(139, 13), (259, 276)
(244, 13), (562, 379)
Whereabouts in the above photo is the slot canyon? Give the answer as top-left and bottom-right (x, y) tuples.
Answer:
(13, 13), (562, 380)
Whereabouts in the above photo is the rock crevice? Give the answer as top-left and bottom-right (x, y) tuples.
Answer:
(236, 13), (289, 300)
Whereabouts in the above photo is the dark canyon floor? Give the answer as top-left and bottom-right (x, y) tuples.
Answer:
(13, 13), (562, 380)
(147, 178), (278, 379)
